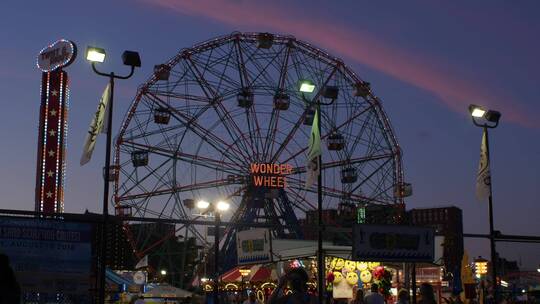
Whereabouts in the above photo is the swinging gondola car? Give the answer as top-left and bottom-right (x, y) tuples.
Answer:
(153, 107), (171, 125)
(131, 150), (149, 167)
(303, 108), (315, 125)
(273, 92), (290, 110)
(257, 33), (274, 49)
(154, 64), (171, 81)
(322, 85), (339, 99)
(237, 89), (254, 108)
(341, 167), (358, 184)
(327, 132), (345, 150)
(354, 81), (370, 98)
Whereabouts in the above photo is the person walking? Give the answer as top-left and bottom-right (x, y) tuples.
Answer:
(0, 254), (21, 304)
(396, 289), (408, 304)
(364, 284), (384, 304)
(268, 268), (317, 304)
(244, 292), (262, 304)
(352, 289), (365, 304)
(418, 283), (436, 304)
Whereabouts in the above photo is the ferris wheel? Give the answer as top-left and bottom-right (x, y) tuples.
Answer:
(114, 32), (404, 280)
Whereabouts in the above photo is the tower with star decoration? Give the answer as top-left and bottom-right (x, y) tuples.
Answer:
(35, 39), (77, 214)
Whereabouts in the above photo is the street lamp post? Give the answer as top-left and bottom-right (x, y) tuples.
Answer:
(197, 200), (230, 304)
(86, 47), (140, 304)
(299, 80), (337, 304)
(469, 104), (502, 301)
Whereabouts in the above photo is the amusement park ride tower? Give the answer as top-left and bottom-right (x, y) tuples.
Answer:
(34, 40), (76, 214)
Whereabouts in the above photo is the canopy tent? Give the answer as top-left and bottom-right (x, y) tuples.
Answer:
(144, 284), (193, 298)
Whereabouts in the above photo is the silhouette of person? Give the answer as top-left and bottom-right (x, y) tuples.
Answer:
(268, 268), (318, 304)
(0, 254), (21, 304)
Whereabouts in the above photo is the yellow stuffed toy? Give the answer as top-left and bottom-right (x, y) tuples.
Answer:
(346, 271), (358, 286)
(333, 271), (343, 283)
(360, 270), (372, 283)
(356, 261), (368, 271)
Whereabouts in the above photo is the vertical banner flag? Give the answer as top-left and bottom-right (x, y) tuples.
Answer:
(135, 255), (148, 269)
(80, 83), (111, 165)
(475, 128), (491, 201)
(305, 110), (321, 188)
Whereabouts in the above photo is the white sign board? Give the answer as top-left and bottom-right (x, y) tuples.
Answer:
(37, 39), (77, 72)
(236, 228), (272, 265)
(353, 224), (434, 262)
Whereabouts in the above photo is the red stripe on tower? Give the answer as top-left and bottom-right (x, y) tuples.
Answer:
(35, 39), (76, 215)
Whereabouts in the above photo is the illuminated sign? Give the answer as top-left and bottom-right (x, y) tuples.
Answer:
(37, 39), (77, 72)
(250, 163), (292, 188)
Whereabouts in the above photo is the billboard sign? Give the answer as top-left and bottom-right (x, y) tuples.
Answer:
(352, 224), (434, 262)
(0, 217), (92, 296)
(236, 228), (272, 265)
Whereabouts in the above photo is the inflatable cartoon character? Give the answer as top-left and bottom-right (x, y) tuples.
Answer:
(346, 271), (359, 285)
(344, 260), (356, 272)
(334, 258), (345, 270)
(367, 261), (380, 270)
(360, 270), (372, 283)
(356, 261), (368, 271)
(333, 271), (343, 284)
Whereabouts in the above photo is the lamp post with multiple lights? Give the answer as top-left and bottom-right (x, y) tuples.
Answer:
(298, 79), (337, 304)
(86, 46), (140, 303)
(468, 104), (502, 301)
(196, 199), (231, 304)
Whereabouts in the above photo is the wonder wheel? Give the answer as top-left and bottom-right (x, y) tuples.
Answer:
(114, 32), (404, 284)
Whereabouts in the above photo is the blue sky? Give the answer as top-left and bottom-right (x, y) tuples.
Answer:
(0, 0), (539, 269)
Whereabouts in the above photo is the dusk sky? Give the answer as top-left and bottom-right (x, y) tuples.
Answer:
(1, 1), (539, 269)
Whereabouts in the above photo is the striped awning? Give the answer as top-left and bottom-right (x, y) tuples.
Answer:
(221, 265), (277, 282)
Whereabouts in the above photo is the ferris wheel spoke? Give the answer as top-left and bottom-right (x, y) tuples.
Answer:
(286, 176), (386, 204)
(119, 178), (238, 202)
(284, 187), (315, 211)
(186, 56), (256, 160)
(350, 157), (393, 194)
(146, 92), (249, 166)
(270, 65), (339, 163)
(122, 140), (242, 176)
(281, 103), (375, 164)
(262, 44), (292, 160)
(286, 154), (394, 175)
(117, 157), (172, 200)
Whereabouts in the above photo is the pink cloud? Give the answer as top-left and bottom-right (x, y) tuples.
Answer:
(142, 0), (537, 129)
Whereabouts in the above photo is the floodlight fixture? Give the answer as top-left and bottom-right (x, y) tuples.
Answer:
(299, 79), (315, 93)
(216, 201), (230, 211)
(122, 50), (141, 67)
(469, 104), (486, 118)
(86, 46), (106, 63)
(197, 200), (210, 210)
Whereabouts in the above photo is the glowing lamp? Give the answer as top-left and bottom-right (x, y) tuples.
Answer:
(86, 46), (106, 63)
(197, 200), (210, 210)
(298, 79), (315, 93)
(217, 201), (230, 211)
(474, 256), (488, 277)
(469, 104), (486, 118)
(161, 269), (167, 275)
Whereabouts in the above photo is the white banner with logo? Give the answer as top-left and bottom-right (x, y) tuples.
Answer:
(236, 228), (272, 265)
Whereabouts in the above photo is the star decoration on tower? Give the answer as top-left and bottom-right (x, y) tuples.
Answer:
(47, 170), (54, 178)
(49, 129), (56, 136)
(46, 191), (53, 198)
(51, 90), (58, 96)
(48, 150), (55, 157)
(50, 109), (57, 117)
